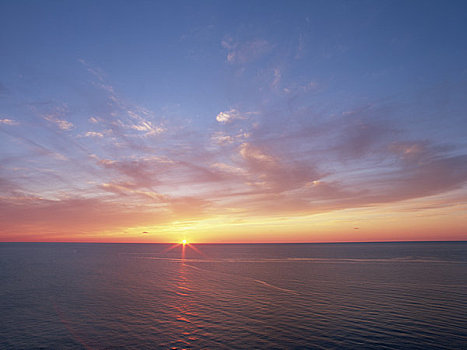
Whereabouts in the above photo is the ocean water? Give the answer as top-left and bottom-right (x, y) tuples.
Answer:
(0, 242), (466, 349)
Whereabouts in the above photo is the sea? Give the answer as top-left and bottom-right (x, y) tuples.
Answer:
(0, 242), (466, 349)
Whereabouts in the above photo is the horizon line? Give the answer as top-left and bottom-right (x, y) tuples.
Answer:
(1, 240), (466, 245)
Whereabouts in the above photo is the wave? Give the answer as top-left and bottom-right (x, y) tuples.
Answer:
(137, 256), (466, 264)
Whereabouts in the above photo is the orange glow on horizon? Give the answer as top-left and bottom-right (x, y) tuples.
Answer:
(1, 193), (465, 243)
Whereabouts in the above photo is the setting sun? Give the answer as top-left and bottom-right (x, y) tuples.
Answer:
(182, 239), (187, 245)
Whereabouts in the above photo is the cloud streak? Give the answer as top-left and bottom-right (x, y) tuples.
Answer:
(221, 38), (272, 64)
(0, 118), (19, 126)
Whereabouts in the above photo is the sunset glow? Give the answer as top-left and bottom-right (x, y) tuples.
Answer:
(0, 1), (466, 243)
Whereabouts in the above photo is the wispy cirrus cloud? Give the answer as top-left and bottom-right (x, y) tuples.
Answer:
(42, 105), (74, 131)
(221, 38), (272, 64)
(0, 118), (19, 126)
(78, 59), (166, 141)
(99, 182), (169, 202)
(238, 141), (323, 193)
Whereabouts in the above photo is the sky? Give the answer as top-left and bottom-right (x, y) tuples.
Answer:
(0, 0), (466, 243)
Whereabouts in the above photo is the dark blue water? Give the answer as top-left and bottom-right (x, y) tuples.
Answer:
(1, 242), (466, 349)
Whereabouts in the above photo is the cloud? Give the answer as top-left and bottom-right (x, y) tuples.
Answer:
(239, 142), (276, 165)
(0, 176), (23, 195)
(282, 80), (318, 95)
(211, 132), (235, 145)
(387, 154), (467, 201)
(0, 126), (72, 161)
(221, 38), (272, 64)
(0, 118), (19, 126)
(115, 108), (165, 138)
(100, 182), (169, 202)
(272, 68), (281, 88)
(211, 131), (250, 146)
(238, 142), (322, 193)
(98, 180), (213, 219)
(211, 162), (247, 176)
(77, 62), (166, 143)
(85, 89), (467, 223)
(216, 109), (247, 124)
(227, 152), (467, 217)
(84, 131), (104, 138)
(78, 58), (106, 82)
(389, 142), (425, 158)
(44, 114), (74, 130)
(128, 120), (165, 135)
(333, 110), (395, 160)
(386, 140), (448, 165)
(125, 110), (166, 136)
(95, 156), (163, 188)
(205, 96), (467, 217)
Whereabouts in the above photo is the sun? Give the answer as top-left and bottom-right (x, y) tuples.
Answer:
(182, 239), (187, 245)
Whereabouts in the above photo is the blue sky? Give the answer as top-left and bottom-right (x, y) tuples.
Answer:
(1, 0), (466, 242)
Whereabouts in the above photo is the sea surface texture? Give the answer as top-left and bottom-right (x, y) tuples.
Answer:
(1, 242), (466, 349)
